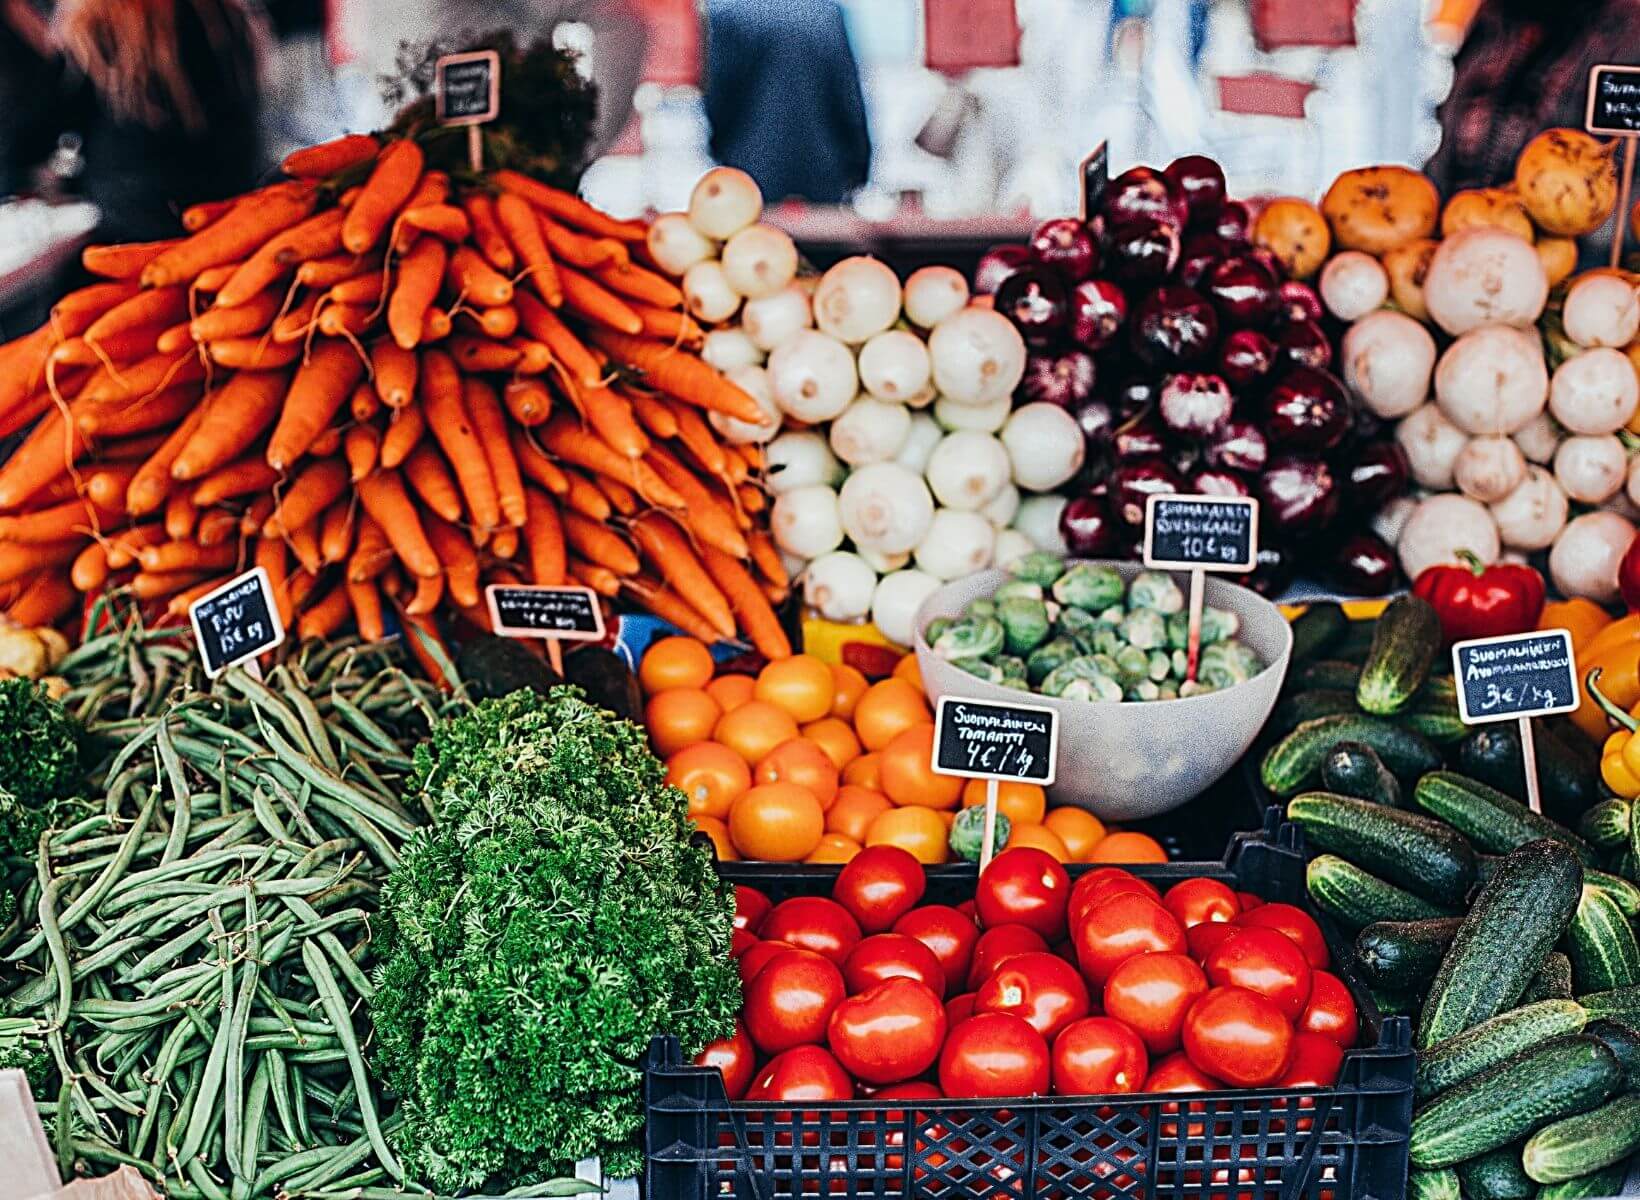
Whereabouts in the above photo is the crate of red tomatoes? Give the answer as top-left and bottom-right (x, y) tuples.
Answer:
(644, 819), (1414, 1200)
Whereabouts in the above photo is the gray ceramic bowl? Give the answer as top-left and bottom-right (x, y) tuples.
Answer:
(913, 562), (1292, 821)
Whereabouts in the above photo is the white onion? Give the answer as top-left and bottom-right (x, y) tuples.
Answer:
(838, 462), (935, 554)
(1012, 494), (1069, 554)
(872, 569), (941, 647)
(1434, 326), (1547, 435)
(766, 330), (858, 422)
(1395, 403), (1471, 490)
(741, 284), (813, 352)
(802, 551), (877, 621)
(981, 482), (1021, 528)
(858, 330), (932, 402)
(856, 545), (910, 573)
(701, 328), (763, 373)
(1342, 310), (1435, 419)
(1550, 510), (1635, 603)
(709, 365), (781, 445)
(765, 431), (842, 495)
(1370, 495), (1418, 547)
(1453, 435), (1527, 503)
(1490, 465), (1568, 551)
(925, 430), (1011, 510)
(646, 212), (716, 277)
(1001, 403), (1086, 492)
(933, 390), (1012, 433)
(1512, 412), (1562, 465)
(991, 528), (1035, 569)
(1548, 348), (1640, 435)
(683, 260), (741, 324)
(1554, 434), (1627, 503)
(914, 509), (996, 581)
(1319, 251), (1389, 321)
(1563, 273), (1640, 348)
(720, 223), (798, 300)
(770, 484), (844, 559)
(929, 307), (1027, 407)
(903, 266), (970, 329)
(828, 398), (911, 465)
(813, 257), (902, 344)
(688, 167), (762, 239)
(1422, 226), (1549, 335)
(1397, 493), (1500, 580)
(894, 412), (944, 475)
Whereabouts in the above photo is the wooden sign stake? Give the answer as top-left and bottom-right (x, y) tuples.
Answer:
(468, 125), (484, 173)
(931, 696), (1059, 871)
(1614, 137), (1637, 270)
(1452, 629), (1580, 815)
(1588, 64), (1640, 268)
(436, 49), (501, 174)
(1519, 716), (1542, 814)
(1142, 494), (1258, 683)
(1185, 567), (1207, 682)
(980, 777), (1000, 871)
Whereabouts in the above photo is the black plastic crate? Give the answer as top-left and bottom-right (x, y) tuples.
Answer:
(645, 821), (1414, 1200)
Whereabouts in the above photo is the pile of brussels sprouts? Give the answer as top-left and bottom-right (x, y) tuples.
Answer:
(924, 553), (1264, 701)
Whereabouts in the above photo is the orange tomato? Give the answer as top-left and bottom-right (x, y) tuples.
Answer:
(802, 717), (862, 770)
(865, 805), (950, 864)
(667, 742), (751, 820)
(755, 738), (840, 809)
(806, 833), (862, 864)
(1004, 823), (1069, 861)
(961, 779), (1046, 826)
(826, 785), (893, 842)
(755, 655), (835, 723)
(830, 663), (869, 721)
(714, 700), (800, 765)
(706, 673), (756, 713)
(1043, 807), (1107, 861)
(843, 752), (883, 790)
(1088, 831), (1168, 864)
(854, 678), (931, 752)
(729, 782), (825, 861)
(880, 723), (962, 810)
(640, 636), (715, 693)
(938, 810), (957, 829)
(892, 654), (923, 690)
(691, 815), (736, 861)
(645, 688), (722, 758)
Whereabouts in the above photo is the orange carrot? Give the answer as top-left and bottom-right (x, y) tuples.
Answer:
(131, 568), (210, 601)
(71, 541), (109, 592)
(420, 349), (500, 531)
(285, 515), (322, 573)
(240, 495), (275, 536)
(189, 289), (282, 343)
(509, 338), (554, 374)
(515, 293), (603, 386)
(562, 471), (612, 521)
(473, 305), (519, 340)
(539, 415), (683, 507)
(195, 508), (240, 547)
(191, 458), (279, 506)
(495, 193), (562, 306)
(287, 565), (319, 612)
(181, 197), (237, 232)
(144, 182), (319, 288)
(282, 133), (379, 178)
(85, 286), (190, 347)
(328, 273), (385, 307)
(83, 463), (143, 510)
(265, 339), (366, 470)
(342, 139), (424, 255)
(264, 457), (349, 536)
(296, 580), (351, 639)
(421, 306), (452, 342)
(539, 217), (627, 269)
(570, 557), (620, 597)
(316, 303), (374, 339)
(164, 574), (235, 619)
(348, 512), (394, 582)
(0, 409), (88, 510)
(423, 513), (480, 607)
(737, 483), (763, 513)
(298, 252), (380, 288)
(81, 350), (204, 403)
(447, 336), (522, 373)
(597, 261), (685, 309)
(350, 381), (380, 423)
(402, 204), (471, 242)
(644, 444), (748, 557)
(105, 523), (165, 569)
(403, 444), (463, 523)
(633, 303), (703, 345)
(157, 323), (192, 354)
(0, 391), (60, 444)
(404, 566), (443, 615)
(588, 330), (764, 422)
(218, 209), (348, 307)
(367, 341), (415, 410)
(563, 511), (640, 576)
(344, 423), (380, 482)
(462, 193), (516, 272)
(125, 403), (210, 514)
(629, 512), (735, 638)
(171, 368), (291, 482)
(319, 500), (354, 564)
(464, 378), (526, 527)
(511, 429), (570, 494)
(579, 384), (648, 459)
(494, 170), (647, 241)
(665, 397), (728, 477)
(254, 535), (292, 629)
(445, 246), (513, 307)
(7, 571), (77, 627)
(51, 282), (140, 338)
(387, 237), (449, 350)
(490, 525), (519, 559)
(623, 578), (722, 643)
(49, 326), (162, 368)
(346, 577), (385, 640)
(82, 239), (183, 280)
(194, 261), (242, 292)
(390, 172), (451, 253)
(704, 542), (790, 657)
(271, 294), (322, 343)
(394, 606), (454, 687)
(628, 389), (679, 438)
(0, 496), (120, 542)
(138, 540), (238, 573)
(558, 267), (643, 334)
(380, 401), (425, 469)
(164, 489), (197, 540)
(523, 488), (567, 586)
(592, 473), (638, 517)
(209, 338), (301, 370)
(502, 379), (552, 426)
(749, 530), (787, 589)
(0, 538), (84, 586)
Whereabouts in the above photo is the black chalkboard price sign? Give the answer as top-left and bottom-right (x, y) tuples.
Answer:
(188, 567), (285, 677)
(485, 584), (605, 641)
(1080, 141), (1109, 220)
(1587, 64), (1640, 136)
(435, 50), (501, 125)
(1452, 629), (1579, 724)
(931, 696), (1059, 785)
(1142, 494), (1259, 572)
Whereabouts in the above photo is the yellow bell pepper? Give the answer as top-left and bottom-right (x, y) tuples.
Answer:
(1591, 668), (1640, 797)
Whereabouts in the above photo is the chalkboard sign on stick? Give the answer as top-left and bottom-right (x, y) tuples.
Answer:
(931, 695), (1059, 869)
(1452, 628), (1579, 814)
(1080, 141), (1109, 220)
(485, 584), (605, 641)
(1143, 495), (1258, 572)
(436, 50), (501, 124)
(1587, 64), (1640, 267)
(188, 567), (284, 678)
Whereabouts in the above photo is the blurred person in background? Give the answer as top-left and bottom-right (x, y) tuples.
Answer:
(704, 0), (871, 204)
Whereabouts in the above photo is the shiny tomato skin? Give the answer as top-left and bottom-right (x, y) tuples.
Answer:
(739, 938), (800, 987)
(1235, 902), (1329, 968)
(843, 933), (947, 996)
(1236, 891), (1265, 911)
(746, 1045), (854, 1102)
(694, 1018), (757, 1099)
(1297, 970), (1358, 1048)
(976, 848), (1071, 939)
(1186, 920), (1241, 963)
(938, 1012), (1052, 1098)
(832, 845), (928, 933)
(827, 977), (948, 1084)
(1102, 951), (1209, 1054)
(743, 950), (847, 1054)
(892, 904), (979, 994)
(736, 885), (773, 934)
(1183, 986), (1294, 1087)
(1073, 892), (1187, 986)
(956, 899), (977, 921)
(1203, 927), (1313, 1020)
(966, 924), (1050, 990)
(731, 928), (759, 958)
(973, 951), (1091, 1039)
(1145, 1049), (1225, 1093)
(1277, 1032), (1345, 1088)
(1163, 878), (1241, 928)
(761, 896), (863, 964)
(945, 991), (976, 1026)
(1052, 1016), (1150, 1096)
(1069, 869), (1161, 929)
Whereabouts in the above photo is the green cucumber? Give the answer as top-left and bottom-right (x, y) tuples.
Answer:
(1306, 855), (1454, 929)
(1371, 985), (1420, 1016)
(1295, 659), (1363, 691)
(1418, 839), (1584, 1050)
(1457, 1146), (1538, 1200)
(1523, 1093), (1640, 1184)
(1320, 742), (1403, 808)
(1354, 917), (1463, 989)
(1577, 985), (1640, 1025)
(1457, 723), (1603, 822)
(1583, 1019), (1640, 1089)
(1262, 715), (1441, 796)
(1408, 1035), (1620, 1169)
(1413, 772), (1597, 865)
(1416, 999), (1588, 1097)
(1287, 792), (1477, 905)
(1335, 619), (1379, 660)
(1523, 953), (1576, 1004)
(1398, 707), (1469, 745)
(1584, 869), (1640, 918)
(1357, 594), (1441, 715)
(1538, 1164), (1627, 1198)
(1408, 1168), (1463, 1200)
(1290, 602), (1348, 664)
(1273, 689), (1358, 734)
(1568, 885), (1640, 993)
(1579, 799), (1631, 851)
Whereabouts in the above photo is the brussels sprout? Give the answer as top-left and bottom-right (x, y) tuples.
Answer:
(1171, 649), (1189, 677)
(1058, 605), (1097, 635)
(1200, 664), (1239, 690)
(925, 617), (954, 645)
(1157, 680), (1180, 700)
(1119, 608), (1168, 651)
(934, 617), (1004, 661)
(997, 655), (1030, 690)
(994, 579), (1045, 603)
(1127, 679), (1161, 702)
(967, 598), (997, 621)
(1058, 674), (1124, 703)
(950, 804), (1012, 862)
(1010, 551), (1066, 588)
(998, 596), (1052, 655)
(1166, 612), (1190, 651)
(1147, 650), (1172, 682)
(1115, 645), (1151, 685)
(1097, 604), (1127, 625)
(1052, 563), (1125, 611)
(952, 656), (1004, 683)
(1026, 638), (1077, 685)
(1202, 607), (1241, 643)
(1201, 640), (1262, 682)
(1180, 679), (1219, 698)
(1089, 653), (1122, 680)
(1129, 570), (1186, 614)
(1045, 600), (1062, 624)
(1042, 657), (1122, 702)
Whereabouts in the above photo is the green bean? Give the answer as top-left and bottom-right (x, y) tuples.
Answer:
(159, 727), (192, 866)
(177, 913), (235, 1166)
(116, 920), (214, 984)
(264, 1047), (301, 1152)
(283, 1119), (403, 1195)
(284, 681), (342, 776)
(258, 722), (417, 839)
(186, 1156), (230, 1200)
(48, 812), (114, 849)
(223, 892), (259, 1182)
(300, 940), (401, 1180)
(280, 896), (373, 1000)
(72, 1048), (144, 1117)
(225, 670), (325, 761)
(251, 1145), (346, 1197)
(238, 1055), (271, 1197)
(132, 1015), (196, 1158)
(38, 877), (73, 1024)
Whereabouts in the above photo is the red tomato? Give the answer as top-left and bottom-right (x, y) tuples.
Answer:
(870, 1083), (947, 1174)
(827, 977), (947, 1084)
(842, 933), (947, 996)
(938, 1012), (1051, 1098)
(1051, 1016), (1149, 1095)
(745, 1045), (853, 1102)
(761, 896), (863, 965)
(1203, 927), (1313, 1020)
(973, 952), (1091, 1039)
(1163, 878), (1240, 929)
(832, 845), (927, 933)
(1236, 891), (1264, 911)
(1102, 951), (1209, 1054)
(1276, 1032), (1344, 1089)
(743, 950), (846, 1054)
(739, 939), (798, 987)
(694, 1018), (757, 1099)
(1297, 970), (1358, 1048)
(1186, 920), (1241, 963)
(731, 928), (759, 958)
(1183, 986), (1293, 1087)
(976, 848), (1071, 939)
(1068, 869), (1160, 929)
(892, 904), (979, 995)
(736, 885), (772, 934)
(1234, 903), (1329, 969)
(945, 991), (976, 1025)
(1073, 893), (1186, 986)
(966, 924), (1049, 990)
(1144, 1050), (1226, 1137)
(956, 899), (977, 920)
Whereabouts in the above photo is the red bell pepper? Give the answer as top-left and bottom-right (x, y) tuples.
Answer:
(1412, 551), (1545, 644)
(1619, 530), (1640, 611)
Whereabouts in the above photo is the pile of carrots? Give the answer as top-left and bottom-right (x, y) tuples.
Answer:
(0, 132), (792, 659)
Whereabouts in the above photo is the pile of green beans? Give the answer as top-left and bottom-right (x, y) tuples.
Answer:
(2, 626), (470, 1200)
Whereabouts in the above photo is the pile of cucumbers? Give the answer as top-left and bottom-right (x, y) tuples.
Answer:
(1267, 597), (1640, 1199)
